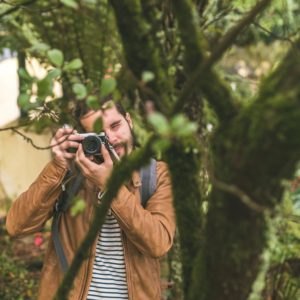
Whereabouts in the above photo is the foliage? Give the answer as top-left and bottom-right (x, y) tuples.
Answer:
(1, 0), (300, 299)
(0, 221), (39, 300)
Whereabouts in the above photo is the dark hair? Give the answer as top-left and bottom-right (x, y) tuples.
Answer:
(74, 94), (126, 119)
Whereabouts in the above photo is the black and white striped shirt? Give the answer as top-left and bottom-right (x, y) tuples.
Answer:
(87, 209), (128, 300)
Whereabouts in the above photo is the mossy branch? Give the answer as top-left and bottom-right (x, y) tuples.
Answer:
(173, 0), (272, 118)
(109, 0), (172, 114)
(171, 0), (238, 122)
(0, 0), (37, 18)
(53, 137), (155, 300)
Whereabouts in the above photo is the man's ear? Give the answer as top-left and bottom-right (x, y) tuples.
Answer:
(126, 112), (133, 129)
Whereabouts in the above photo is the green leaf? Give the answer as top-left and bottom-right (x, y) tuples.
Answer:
(142, 71), (155, 83)
(70, 197), (86, 217)
(37, 76), (53, 99)
(148, 112), (170, 136)
(47, 49), (64, 67)
(17, 94), (31, 108)
(73, 83), (87, 100)
(63, 58), (83, 71)
(171, 114), (186, 129)
(100, 78), (117, 97)
(86, 95), (100, 110)
(29, 43), (50, 54)
(93, 118), (103, 133)
(18, 68), (32, 82)
(152, 139), (170, 152)
(171, 114), (197, 137)
(47, 68), (62, 79)
(176, 123), (197, 137)
(60, 0), (79, 9)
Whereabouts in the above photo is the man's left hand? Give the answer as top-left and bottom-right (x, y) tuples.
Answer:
(75, 143), (113, 190)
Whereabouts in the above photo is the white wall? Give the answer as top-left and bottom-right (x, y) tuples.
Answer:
(0, 57), (52, 202)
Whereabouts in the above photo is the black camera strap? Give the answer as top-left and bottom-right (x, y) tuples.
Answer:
(51, 171), (83, 273)
(52, 159), (157, 273)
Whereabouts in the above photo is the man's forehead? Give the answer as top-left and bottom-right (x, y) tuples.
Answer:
(101, 104), (120, 117)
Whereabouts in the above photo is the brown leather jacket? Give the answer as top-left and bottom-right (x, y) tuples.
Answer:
(6, 159), (175, 300)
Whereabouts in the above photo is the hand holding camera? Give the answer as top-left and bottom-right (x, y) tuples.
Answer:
(67, 132), (119, 164)
(50, 126), (84, 168)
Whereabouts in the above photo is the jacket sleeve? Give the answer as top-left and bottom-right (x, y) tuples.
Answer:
(111, 161), (176, 258)
(6, 160), (68, 237)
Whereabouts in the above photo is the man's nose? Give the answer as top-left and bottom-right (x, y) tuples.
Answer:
(106, 131), (117, 145)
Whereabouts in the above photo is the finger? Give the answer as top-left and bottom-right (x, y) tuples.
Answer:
(75, 145), (98, 176)
(63, 152), (77, 160)
(53, 134), (83, 150)
(75, 144), (92, 167)
(101, 144), (113, 165)
(54, 127), (76, 140)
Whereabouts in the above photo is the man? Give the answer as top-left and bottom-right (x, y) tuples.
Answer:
(6, 101), (175, 300)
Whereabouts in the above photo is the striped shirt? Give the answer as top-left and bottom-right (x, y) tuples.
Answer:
(87, 209), (128, 300)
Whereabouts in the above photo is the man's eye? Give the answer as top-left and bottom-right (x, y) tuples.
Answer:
(112, 123), (120, 129)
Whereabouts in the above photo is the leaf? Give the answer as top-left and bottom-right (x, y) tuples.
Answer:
(60, 0), (79, 9)
(72, 83), (87, 100)
(100, 78), (116, 97)
(171, 114), (197, 137)
(93, 118), (103, 133)
(17, 94), (31, 109)
(148, 112), (170, 136)
(70, 197), (86, 217)
(176, 123), (197, 137)
(47, 49), (64, 67)
(47, 68), (62, 79)
(152, 139), (170, 152)
(29, 43), (50, 54)
(37, 76), (53, 99)
(18, 68), (32, 82)
(63, 58), (83, 71)
(142, 71), (155, 83)
(86, 95), (100, 110)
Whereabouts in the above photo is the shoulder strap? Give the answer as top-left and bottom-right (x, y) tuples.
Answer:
(140, 158), (157, 208)
(52, 172), (83, 273)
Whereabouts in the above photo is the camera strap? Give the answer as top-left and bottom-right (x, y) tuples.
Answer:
(51, 171), (83, 273)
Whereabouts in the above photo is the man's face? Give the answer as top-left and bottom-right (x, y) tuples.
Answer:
(79, 105), (134, 158)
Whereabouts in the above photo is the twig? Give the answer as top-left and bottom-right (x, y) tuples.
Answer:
(253, 21), (297, 46)
(0, 0), (37, 18)
(211, 175), (269, 213)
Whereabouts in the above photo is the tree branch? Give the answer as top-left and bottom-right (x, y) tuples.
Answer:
(171, 0), (238, 123)
(109, 0), (172, 114)
(0, 0), (37, 18)
(173, 0), (272, 119)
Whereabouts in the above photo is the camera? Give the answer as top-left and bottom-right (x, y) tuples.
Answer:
(68, 132), (119, 163)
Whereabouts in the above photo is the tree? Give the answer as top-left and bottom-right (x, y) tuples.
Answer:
(1, 0), (300, 299)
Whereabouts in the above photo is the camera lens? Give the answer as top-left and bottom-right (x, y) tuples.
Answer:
(82, 136), (101, 155)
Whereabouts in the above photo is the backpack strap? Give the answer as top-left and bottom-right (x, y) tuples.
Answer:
(51, 171), (83, 273)
(140, 158), (157, 208)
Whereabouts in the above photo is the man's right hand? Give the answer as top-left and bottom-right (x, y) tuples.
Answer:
(50, 126), (84, 168)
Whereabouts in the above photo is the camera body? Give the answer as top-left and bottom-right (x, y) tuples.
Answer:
(68, 132), (118, 163)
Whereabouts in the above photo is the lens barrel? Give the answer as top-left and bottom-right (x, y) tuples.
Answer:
(82, 135), (101, 155)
